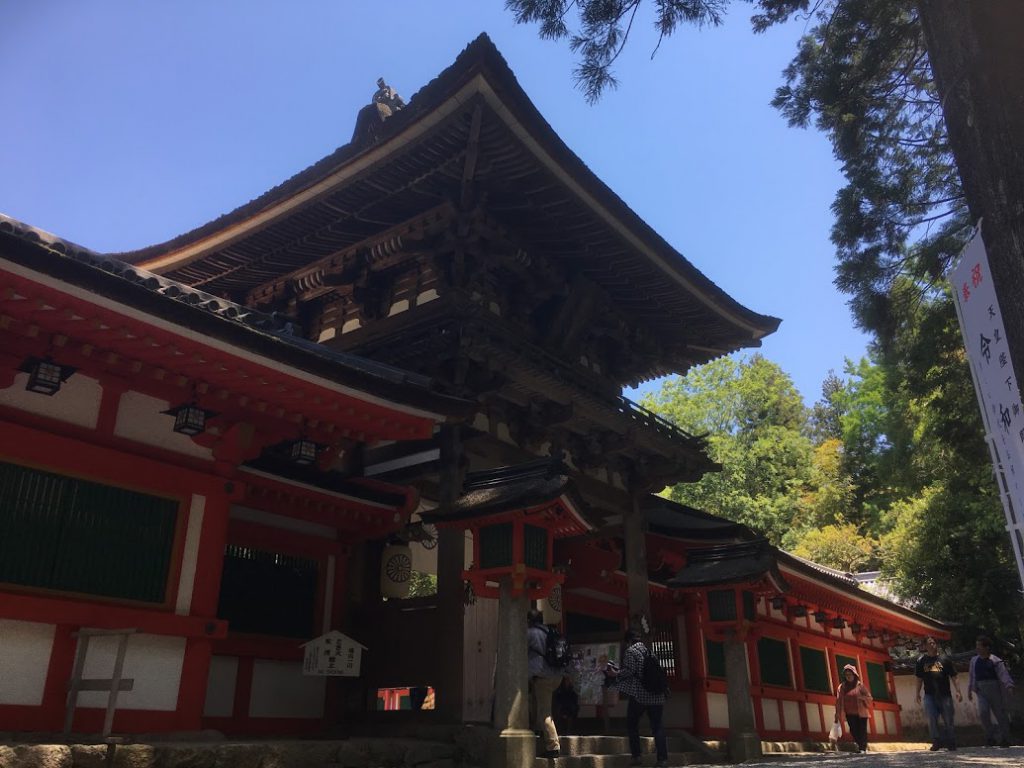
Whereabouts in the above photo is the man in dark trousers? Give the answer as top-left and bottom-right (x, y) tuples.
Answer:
(968, 635), (1015, 747)
(606, 630), (668, 768)
(915, 636), (963, 751)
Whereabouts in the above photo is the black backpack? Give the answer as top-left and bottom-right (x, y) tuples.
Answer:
(641, 647), (669, 694)
(544, 626), (572, 669)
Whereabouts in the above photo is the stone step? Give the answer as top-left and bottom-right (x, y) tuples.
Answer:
(556, 737), (699, 756)
(536, 752), (706, 768)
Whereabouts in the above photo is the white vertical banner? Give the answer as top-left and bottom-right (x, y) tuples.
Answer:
(949, 227), (1024, 591)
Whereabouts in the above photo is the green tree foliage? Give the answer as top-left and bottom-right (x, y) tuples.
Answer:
(772, 0), (969, 340)
(869, 292), (1024, 644)
(791, 523), (876, 573)
(407, 570), (438, 598)
(643, 355), (815, 545)
(510, 0), (1024, 644)
(504, 0), (732, 103)
(807, 372), (843, 444)
(797, 438), (856, 532)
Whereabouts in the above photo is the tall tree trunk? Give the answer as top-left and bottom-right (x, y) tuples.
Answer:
(918, 0), (1024, 388)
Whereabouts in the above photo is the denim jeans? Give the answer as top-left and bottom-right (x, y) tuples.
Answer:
(923, 693), (955, 745)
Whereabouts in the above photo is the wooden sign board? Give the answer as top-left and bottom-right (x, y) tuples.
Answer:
(301, 631), (366, 677)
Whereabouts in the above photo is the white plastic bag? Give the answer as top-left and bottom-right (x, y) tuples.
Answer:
(829, 721), (842, 742)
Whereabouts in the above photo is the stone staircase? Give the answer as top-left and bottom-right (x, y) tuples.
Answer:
(534, 735), (725, 768)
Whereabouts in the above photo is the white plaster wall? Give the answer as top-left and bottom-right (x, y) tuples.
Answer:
(884, 709), (897, 735)
(873, 709), (886, 734)
(894, 676), (922, 729)
(203, 656), (238, 717)
(114, 390), (212, 459)
(805, 702), (824, 734)
(77, 633), (184, 711)
(782, 699), (801, 732)
(894, 674), (980, 729)
(0, 372), (101, 429)
(249, 660), (325, 718)
(761, 698), (781, 730)
(0, 620), (55, 705)
(707, 691), (729, 729)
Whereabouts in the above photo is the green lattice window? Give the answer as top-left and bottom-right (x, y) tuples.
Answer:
(479, 523), (513, 569)
(865, 661), (891, 701)
(523, 524), (548, 570)
(218, 545), (318, 638)
(0, 460), (178, 603)
(708, 590), (737, 622)
(706, 639), (726, 678)
(742, 590), (756, 620)
(836, 654), (857, 681)
(799, 646), (831, 693)
(758, 636), (792, 687)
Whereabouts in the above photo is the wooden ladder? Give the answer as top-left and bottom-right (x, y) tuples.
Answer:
(64, 628), (137, 738)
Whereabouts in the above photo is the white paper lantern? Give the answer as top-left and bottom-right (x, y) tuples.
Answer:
(381, 543), (413, 598)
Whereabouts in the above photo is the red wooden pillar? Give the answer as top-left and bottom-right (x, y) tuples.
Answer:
(37, 623), (78, 731)
(176, 488), (232, 728)
(683, 596), (710, 736)
(323, 550), (349, 727)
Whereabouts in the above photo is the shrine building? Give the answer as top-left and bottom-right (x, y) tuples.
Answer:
(0, 34), (947, 762)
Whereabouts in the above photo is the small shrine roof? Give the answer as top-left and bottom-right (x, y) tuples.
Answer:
(666, 539), (787, 590)
(424, 456), (593, 530)
(0, 215), (472, 420)
(649, 495), (948, 632)
(644, 495), (753, 540)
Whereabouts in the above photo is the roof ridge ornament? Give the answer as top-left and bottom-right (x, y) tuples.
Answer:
(373, 77), (405, 121)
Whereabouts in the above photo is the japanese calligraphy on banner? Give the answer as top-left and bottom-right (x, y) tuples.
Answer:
(949, 228), (1024, 590)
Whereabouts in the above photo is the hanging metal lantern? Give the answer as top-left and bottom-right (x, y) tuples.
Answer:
(381, 543), (413, 599)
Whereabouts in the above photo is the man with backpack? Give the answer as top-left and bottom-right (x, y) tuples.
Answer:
(606, 629), (669, 767)
(527, 608), (567, 758)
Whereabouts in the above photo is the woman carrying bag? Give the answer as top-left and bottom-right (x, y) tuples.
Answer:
(834, 664), (873, 753)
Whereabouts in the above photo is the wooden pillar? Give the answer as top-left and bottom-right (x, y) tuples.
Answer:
(623, 494), (651, 633)
(724, 630), (762, 762)
(178, 489), (231, 729)
(435, 424), (465, 721)
(490, 577), (534, 768)
(683, 596), (710, 736)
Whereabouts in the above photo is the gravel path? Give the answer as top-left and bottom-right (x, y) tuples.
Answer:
(741, 745), (1024, 767)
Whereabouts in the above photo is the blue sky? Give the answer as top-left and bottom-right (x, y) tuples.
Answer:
(0, 1), (868, 404)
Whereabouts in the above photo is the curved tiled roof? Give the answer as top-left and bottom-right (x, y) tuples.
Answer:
(116, 33), (779, 353)
(0, 214), (473, 418)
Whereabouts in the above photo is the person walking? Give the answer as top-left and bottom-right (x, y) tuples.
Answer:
(968, 635), (1015, 747)
(606, 629), (668, 768)
(527, 608), (563, 758)
(834, 664), (872, 752)
(915, 636), (963, 751)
